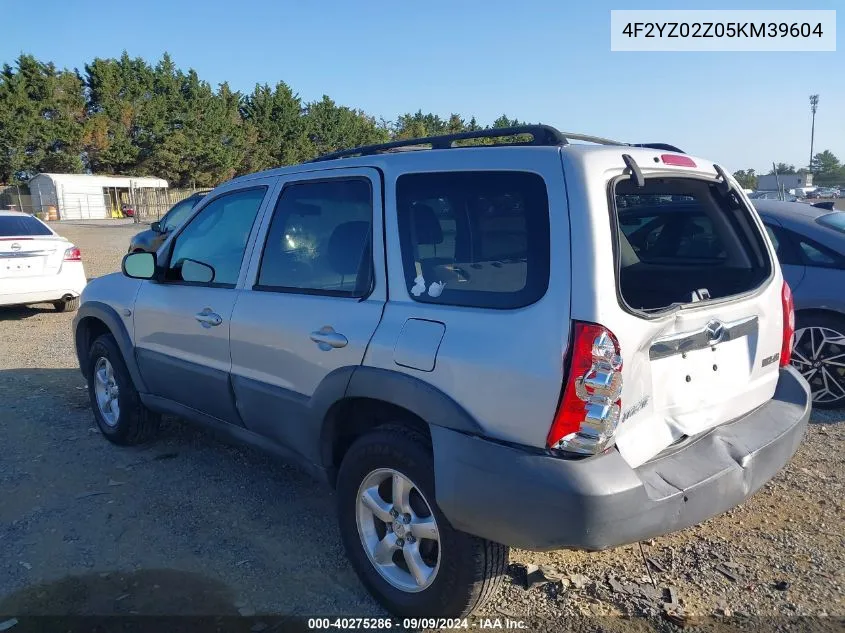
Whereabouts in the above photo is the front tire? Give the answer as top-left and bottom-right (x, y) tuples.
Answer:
(337, 426), (508, 618)
(87, 334), (161, 444)
(792, 313), (845, 409)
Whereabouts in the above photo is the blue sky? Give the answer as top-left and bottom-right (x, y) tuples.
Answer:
(1, 0), (841, 173)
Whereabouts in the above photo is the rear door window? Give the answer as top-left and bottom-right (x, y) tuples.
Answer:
(0, 215), (53, 237)
(256, 178), (373, 297)
(396, 171), (550, 309)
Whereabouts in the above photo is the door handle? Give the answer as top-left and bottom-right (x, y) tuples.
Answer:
(195, 308), (222, 328)
(310, 326), (348, 350)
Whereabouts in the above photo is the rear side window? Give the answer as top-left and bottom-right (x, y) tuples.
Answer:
(0, 215), (52, 237)
(396, 171), (550, 309)
(817, 212), (845, 234)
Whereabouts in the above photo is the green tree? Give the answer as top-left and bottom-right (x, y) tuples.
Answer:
(732, 169), (757, 190)
(240, 81), (307, 173)
(82, 52), (154, 174)
(810, 150), (844, 186)
(0, 54), (85, 182)
(1, 52), (547, 186)
(769, 163), (797, 175)
(394, 111), (448, 139)
(303, 95), (388, 159)
(811, 149), (839, 174)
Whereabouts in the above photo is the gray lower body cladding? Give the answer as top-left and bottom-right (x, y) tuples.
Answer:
(432, 366), (810, 551)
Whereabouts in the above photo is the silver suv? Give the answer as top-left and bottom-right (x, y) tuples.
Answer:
(73, 126), (811, 618)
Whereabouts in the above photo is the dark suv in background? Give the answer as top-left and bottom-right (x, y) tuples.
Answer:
(128, 192), (207, 253)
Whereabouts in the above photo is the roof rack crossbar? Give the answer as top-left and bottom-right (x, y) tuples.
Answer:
(308, 125), (568, 162)
(307, 124), (684, 162)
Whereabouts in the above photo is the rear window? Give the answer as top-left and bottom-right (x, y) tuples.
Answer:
(0, 215), (52, 237)
(396, 171), (550, 309)
(614, 177), (771, 313)
(817, 212), (845, 234)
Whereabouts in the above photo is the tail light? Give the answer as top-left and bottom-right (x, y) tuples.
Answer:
(547, 322), (623, 455)
(64, 246), (82, 262)
(780, 281), (795, 367)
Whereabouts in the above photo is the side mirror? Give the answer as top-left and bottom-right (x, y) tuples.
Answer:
(181, 258), (215, 283)
(150, 221), (162, 233)
(122, 252), (156, 279)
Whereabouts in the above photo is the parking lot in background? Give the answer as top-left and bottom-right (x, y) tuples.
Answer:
(0, 221), (842, 624)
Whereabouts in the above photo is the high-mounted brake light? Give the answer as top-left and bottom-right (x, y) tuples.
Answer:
(780, 281), (795, 367)
(64, 246), (82, 262)
(661, 154), (697, 168)
(547, 322), (623, 455)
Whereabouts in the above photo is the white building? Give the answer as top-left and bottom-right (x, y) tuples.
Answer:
(756, 173), (813, 193)
(28, 174), (168, 220)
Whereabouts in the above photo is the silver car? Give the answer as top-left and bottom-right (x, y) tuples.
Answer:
(755, 200), (845, 408)
(72, 126), (810, 618)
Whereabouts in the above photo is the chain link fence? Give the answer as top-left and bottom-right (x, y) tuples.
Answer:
(1, 183), (209, 222)
(128, 188), (210, 223)
(0, 185), (35, 213)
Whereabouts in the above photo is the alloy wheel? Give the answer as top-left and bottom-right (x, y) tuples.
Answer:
(792, 326), (845, 405)
(93, 357), (121, 426)
(356, 468), (441, 593)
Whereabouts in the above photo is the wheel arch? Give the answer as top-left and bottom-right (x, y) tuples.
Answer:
(321, 366), (483, 485)
(794, 307), (845, 327)
(74, 301), (146, 392)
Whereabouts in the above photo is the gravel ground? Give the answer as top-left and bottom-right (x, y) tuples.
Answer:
(0, 221), (842, 631)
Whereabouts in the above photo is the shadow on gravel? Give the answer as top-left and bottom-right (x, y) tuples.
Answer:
(0, 367), (87, 398)
(0, 306), (58, 321)
(0, 569), (238, 616)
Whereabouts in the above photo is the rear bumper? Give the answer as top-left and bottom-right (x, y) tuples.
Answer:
(0, 264), (87, 307)
(432, 366), (810, 551)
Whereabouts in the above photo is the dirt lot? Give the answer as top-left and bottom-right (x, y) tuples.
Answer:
(0, 221), (843, 630)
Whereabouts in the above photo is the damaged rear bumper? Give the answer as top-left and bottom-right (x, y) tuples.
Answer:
(432, 366), (810, 551)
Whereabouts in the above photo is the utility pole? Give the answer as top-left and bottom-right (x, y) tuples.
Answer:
(809, 94), (819, 172)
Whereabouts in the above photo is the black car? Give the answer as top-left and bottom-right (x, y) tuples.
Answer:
(128, 192), (206, 253)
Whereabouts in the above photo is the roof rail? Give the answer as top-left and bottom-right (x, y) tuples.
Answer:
(630, 142), (687, 153)
(308, 124), (684, 162)
(308, 125), (568, 162)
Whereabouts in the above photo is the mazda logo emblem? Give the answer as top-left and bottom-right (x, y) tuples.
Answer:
(10, 242), (21, 252)
(705, 320), (725, 344)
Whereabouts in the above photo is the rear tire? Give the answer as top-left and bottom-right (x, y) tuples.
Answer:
(793, 313), (845, 409)
(87, 333), (160, 444)
(336, 425), (508, 618)
(53, 297), (80, 312)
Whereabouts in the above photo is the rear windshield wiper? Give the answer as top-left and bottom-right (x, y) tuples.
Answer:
(639, 302), (685, 315)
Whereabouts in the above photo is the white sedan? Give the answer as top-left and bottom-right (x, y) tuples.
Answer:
(0, 210), (87, 311)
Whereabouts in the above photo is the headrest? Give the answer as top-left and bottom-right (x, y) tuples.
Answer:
(327, 221), (370, 275)
(411, 203), (443, 245)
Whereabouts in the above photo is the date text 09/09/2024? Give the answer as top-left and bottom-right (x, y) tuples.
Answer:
(307, 618), (528, 630)
(622, 22), (824, 39)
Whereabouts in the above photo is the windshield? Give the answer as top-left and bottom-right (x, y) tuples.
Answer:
(0, 215), (53, 237)
(162, 196), (203, 231)
(817, 211), (845, 235)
